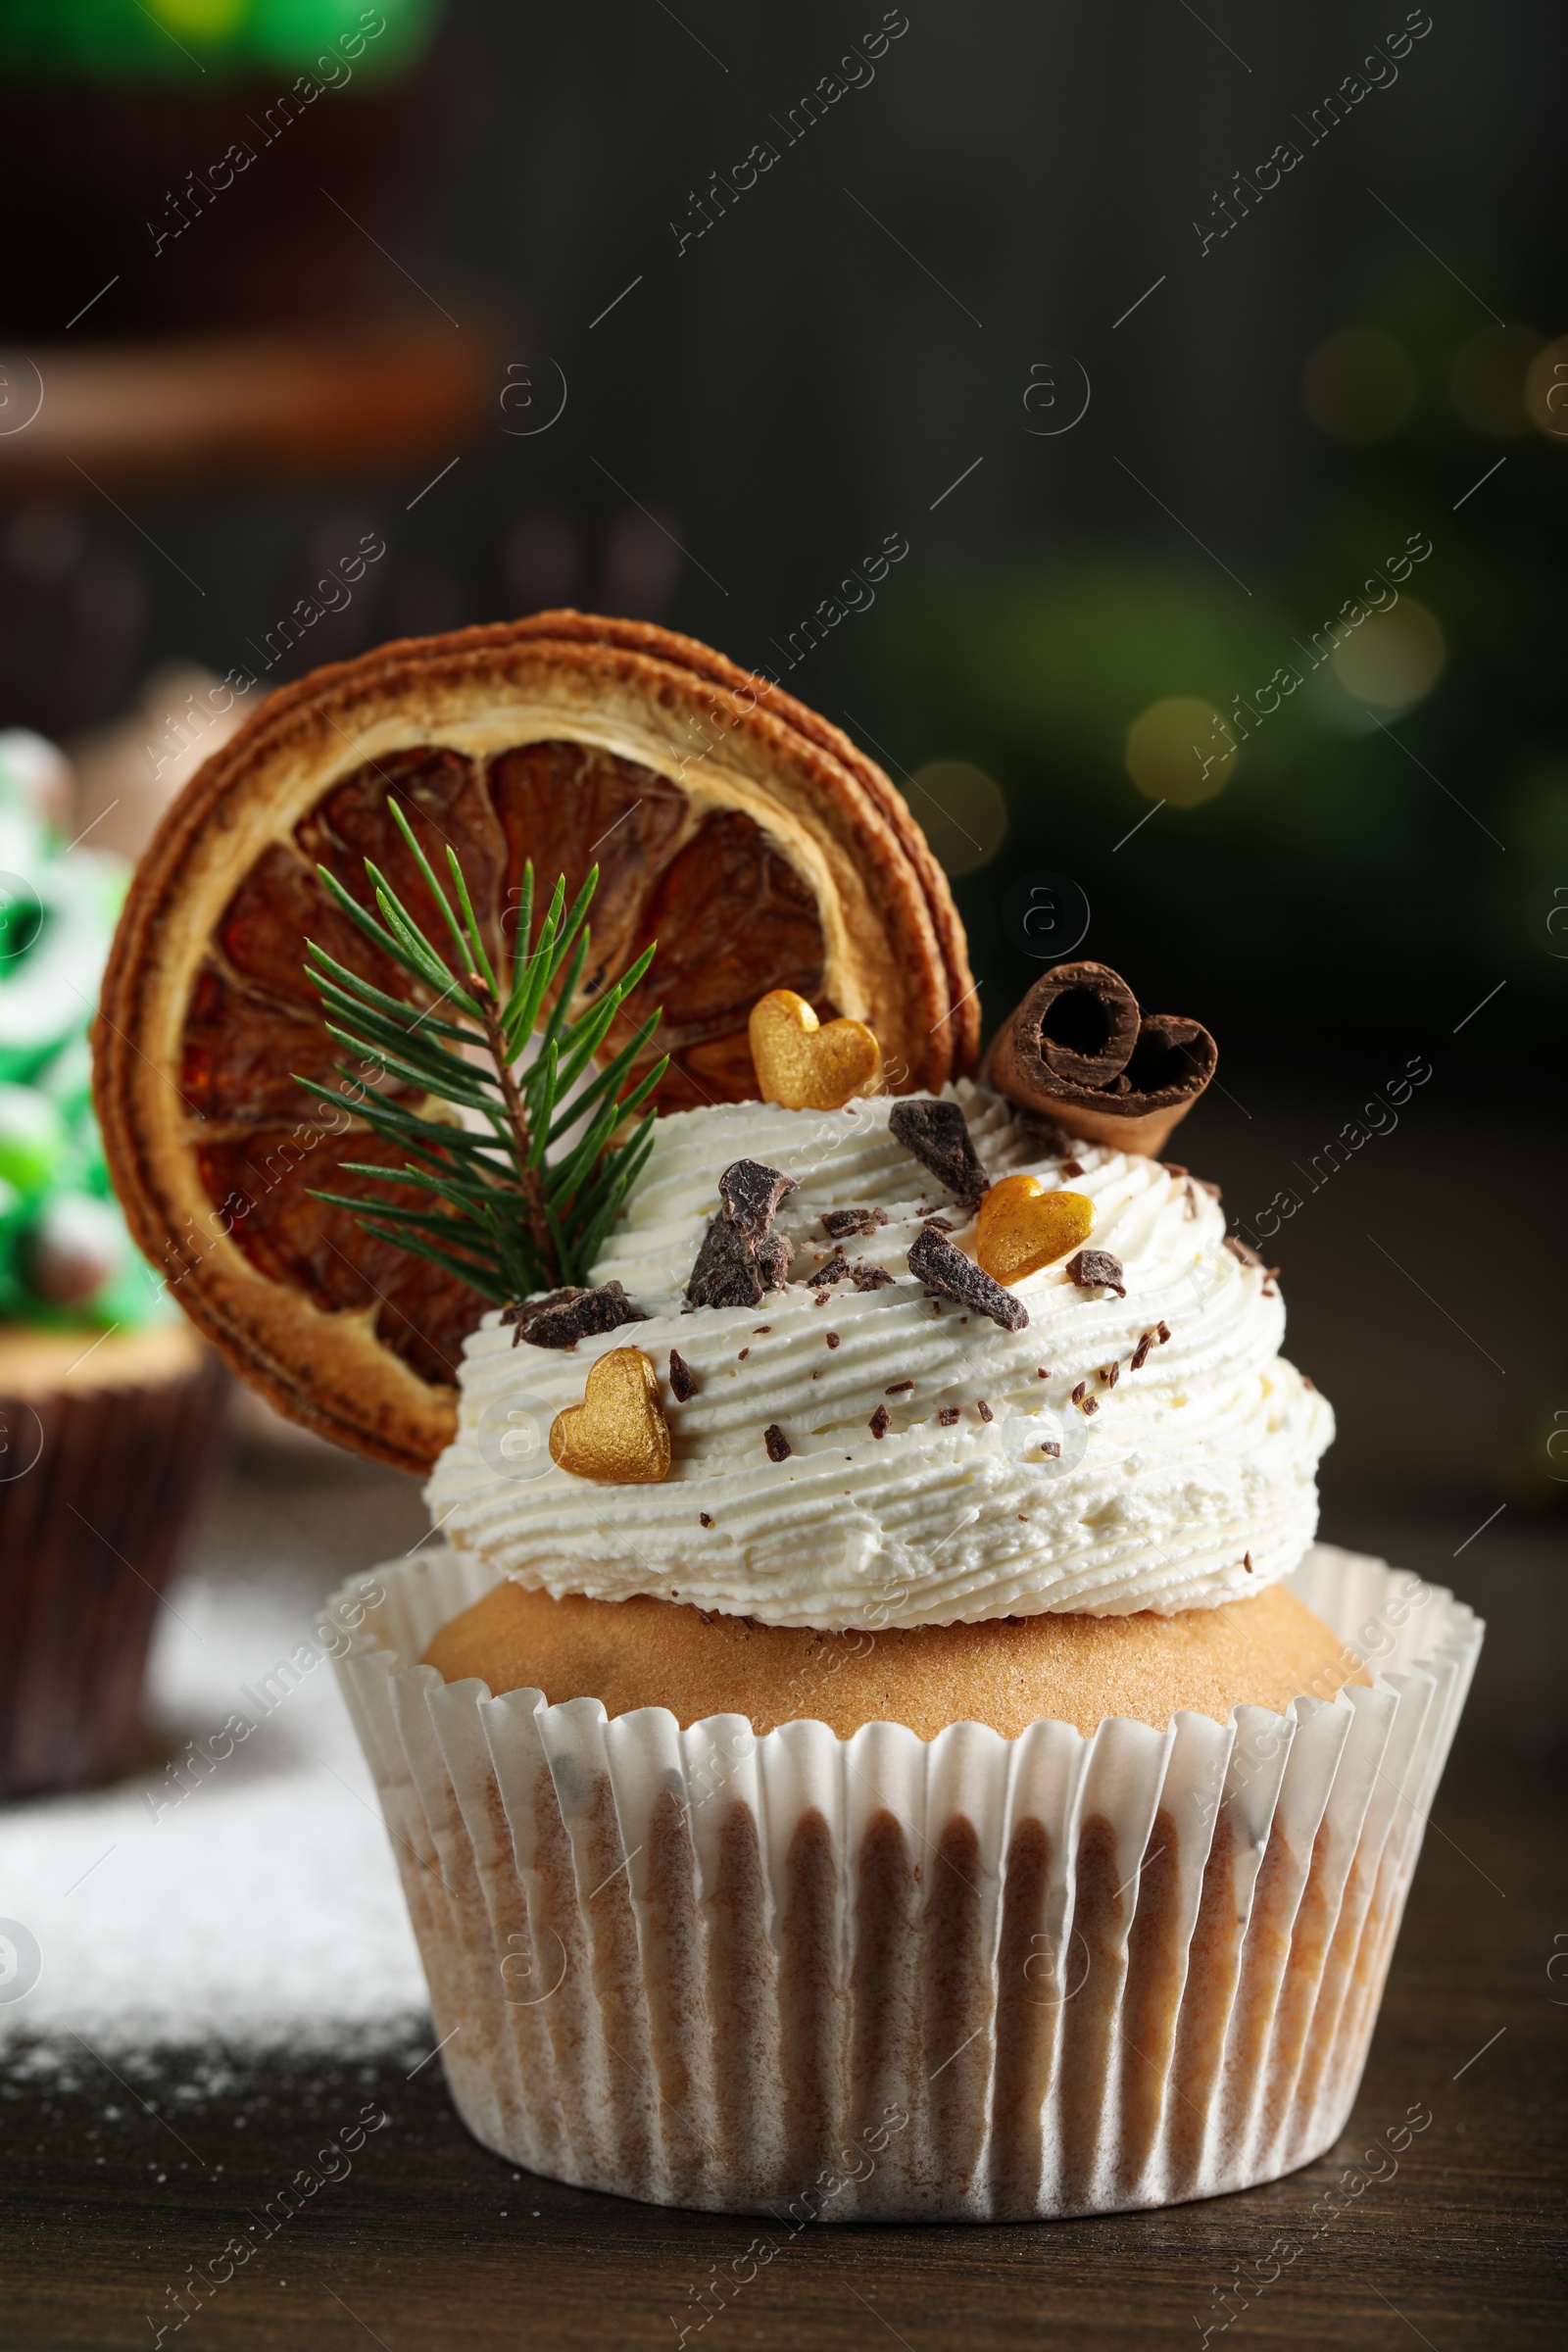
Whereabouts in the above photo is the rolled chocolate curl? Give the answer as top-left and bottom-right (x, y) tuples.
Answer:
(986, 964), (1217, 1159)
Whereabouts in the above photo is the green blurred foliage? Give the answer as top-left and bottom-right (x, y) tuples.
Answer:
(0, 0), (441, 80)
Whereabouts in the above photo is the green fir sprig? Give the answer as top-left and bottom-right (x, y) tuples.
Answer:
(297, 804), (666, 1306)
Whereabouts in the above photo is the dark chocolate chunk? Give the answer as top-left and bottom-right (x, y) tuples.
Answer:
(849, 1260), (894, 1292)
(821, 1205), (887, 1240)
(763, 1424), (791, 1463)
(700, 1512), (713, 1528)
(686, 1214), (766, 1308)
(918, 1208), (955, 1230)
(938, 1405), (960, 1426)
(808, 1247), (851, 1288)
(1041, 1441), (1061, 1459)
(885, 1379), (914, 1396)
(868, 1403), (891, 1439)
(976, 1399), (994, 1422)
(668, 1348), (698, 1401)
(825, 1331), (841, 1349)
(718, 1158), (799, 1240)
(1225, 1235), (1263, 1267)
(758, 1231), (793, 1287)
(1014, 1110), (1075, 1156)
(888, 1098), (990, 1208)
(1065, 1249), (1126, 1298)
(506, 1280), (648, 1349)
(1060, 1159), (1086, 1180)
(906, 1223), (1028, 1331)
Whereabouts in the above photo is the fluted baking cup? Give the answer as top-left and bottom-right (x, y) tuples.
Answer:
(327, 1544), (1480, 2221)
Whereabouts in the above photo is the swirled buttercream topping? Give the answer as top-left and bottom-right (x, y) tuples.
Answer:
(424, 1083), (1333, 1628)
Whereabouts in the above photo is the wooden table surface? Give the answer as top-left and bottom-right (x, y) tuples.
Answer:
(3, 1094), (1565, 2349)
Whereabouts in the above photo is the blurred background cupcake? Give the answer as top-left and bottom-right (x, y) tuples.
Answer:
(0, 727), (226, 1800)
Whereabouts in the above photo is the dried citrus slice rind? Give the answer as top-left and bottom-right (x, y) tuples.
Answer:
(94, 613), (978, 1472)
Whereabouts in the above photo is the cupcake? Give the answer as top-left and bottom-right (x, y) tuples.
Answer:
(92, 616), (1480, 2219)
(0, 730), (226, 1800)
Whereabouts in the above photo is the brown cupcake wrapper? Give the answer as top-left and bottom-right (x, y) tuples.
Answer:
(329, 1545), (1481, 2222)
(0, 1348), (228, 1798)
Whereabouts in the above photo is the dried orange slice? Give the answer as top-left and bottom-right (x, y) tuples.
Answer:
(94, 613), (978, 1472)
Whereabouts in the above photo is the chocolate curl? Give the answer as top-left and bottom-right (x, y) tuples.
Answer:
(986, 962), (1217, 1159)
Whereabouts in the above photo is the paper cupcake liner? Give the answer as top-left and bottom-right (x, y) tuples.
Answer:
(327, 1544), (1481, 2222)
(0, 1349), (228, 1799)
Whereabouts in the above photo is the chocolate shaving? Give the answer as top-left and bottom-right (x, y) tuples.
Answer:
(1156, 1320), (1171, 1343)
(719, 1158), (799, 1240)
(1065, 1249), (1126, 1298)
(888, 1099), (990, 1209)
(1225, 1236), (1263, 1268)
(885, 1380), (914, 1396)
(869, 1403), (890, 1439)
(918, 1209), (955, 1230)
(763, 1424), (791, 1462)
(1013, 1110), (1076, 1157)
(1098, 1362), (1119, 1387)
(976, 1399), (994, 1422)
(1198, 1178), (1222, 1200)
(824, 1331), (841, 1349)
(1041, 1441), (1061, 1458)
(1161, 1161), (1189, 1180)
(821, 1206), (887, 1239)
(686, 1213), (792, 1309)
(1130, 1331), (1154, 1372)
(1243, 1550), (1253, 1574)
(906, 1224), (1028, 1330)
(505, 1280), (648, 1349)
(1060, 1160), (1086, 1180)
(700, 1512), (713, 1528)
(668, 1348), (698, 1401)
(848, 1260), (894, 1292)
(938, 1405), (960, 1426)
(808, 1247), (851, 1287)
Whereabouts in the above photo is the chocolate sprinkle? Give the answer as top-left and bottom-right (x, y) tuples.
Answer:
(1225, 1235), (1264, 1268)
(938, 1405), (960, 1426)
(700, 1512), (713, 1528)
(1156, 1320), (1171, 1343)
(869, 1403), (891, 1439)
(976, 1399), (994, 1422)
(719, 1157), (799, 1240)
(1098, 1362), (1119, 1388)
(821, 1205), (888, 1239)
(888, 1098), (990, 1208)
(668, 1348), (698, 1401)
(885, 1380), (914, 1396)
(763, 1424), (791, 1462)
(505, 1280), (648, 1350)
(1129, 1331), (1153, 1372)
(1243, 1550), (1253, 1573)
(1071, 1381), (1087, 1404)
(906, 1224), (1028, 1331)
(825, 1331), (841, 1349)
(1060, 1159), (1086, 1180)
(1065, 1249), (1126, 1298)
(738, 1348), (750, 1361)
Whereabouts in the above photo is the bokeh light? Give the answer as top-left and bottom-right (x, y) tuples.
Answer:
(908, 760), (1009, 876)
(1300, 328), (1417, 444)
(1450, 324), (1542, 435)
(1124, 698), (1235, 808)
(1524, 334), (1568, 440)
(1331, 598), (1446, 711)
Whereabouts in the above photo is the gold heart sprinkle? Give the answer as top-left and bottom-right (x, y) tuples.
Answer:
(974, 1177), (1095, 1286)
(748, 989), (882, 1111)
(549, 1348), (671, 1484)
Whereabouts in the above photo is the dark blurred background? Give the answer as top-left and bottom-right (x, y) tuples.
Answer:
(1, 0), (1563, 1567)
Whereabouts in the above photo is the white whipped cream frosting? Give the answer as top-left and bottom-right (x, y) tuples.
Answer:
(424, 1083), (1334, 1628)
